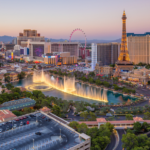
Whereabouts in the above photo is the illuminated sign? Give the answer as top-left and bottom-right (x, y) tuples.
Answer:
(11, 52), (13, 60)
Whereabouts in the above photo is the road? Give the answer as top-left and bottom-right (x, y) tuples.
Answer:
(105, 129), (125, 150)
(105, 133), (116, 150)
(67, 109), (145, 122)
(115, 129), (125, 150)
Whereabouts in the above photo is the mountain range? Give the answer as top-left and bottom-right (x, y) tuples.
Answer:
(0, 36), (121, 44)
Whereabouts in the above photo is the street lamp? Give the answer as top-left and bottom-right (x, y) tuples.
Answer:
(12, 120), (13, 130)
(36, 114), (37, 123)
(60, 128), (61, 138)
(33, 139), (34, 149)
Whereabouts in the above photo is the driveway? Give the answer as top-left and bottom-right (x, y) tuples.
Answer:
(105, 133), (116, 150)
(115, 129), (125, 150)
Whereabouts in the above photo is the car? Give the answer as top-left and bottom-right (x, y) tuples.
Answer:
(20, 117), (24, 120)
(23, 116), (27, 119)
(13, 124), (17, 128)
(35, 132), (42, 135)
(106, 113), (113, 117)
(23, 122), (26, 125)
(6, 127), (9, 131)
(26, 121), (30, 124)
(42, 116), (46, 119)
(30, 114), (36, 118)
(20, 122), (23, 126)
(0, 129), (3, 133)
(15, 119), (19, 121)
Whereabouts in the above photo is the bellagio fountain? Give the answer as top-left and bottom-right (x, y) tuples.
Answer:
(25, 70), (108, 103)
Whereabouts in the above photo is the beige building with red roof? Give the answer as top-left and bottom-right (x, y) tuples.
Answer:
(39, 107), (51, 114)
(79, 117), (150, 129)
(0, 110), (16, 122)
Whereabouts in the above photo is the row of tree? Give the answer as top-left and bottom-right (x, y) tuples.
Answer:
(0, 85), (98, 118)
(122, 122), (150, 150)
(113, 84), (136, 94)
(3, 71), (26, 83)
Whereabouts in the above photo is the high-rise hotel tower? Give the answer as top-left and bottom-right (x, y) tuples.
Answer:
(127, 32), (150, 64)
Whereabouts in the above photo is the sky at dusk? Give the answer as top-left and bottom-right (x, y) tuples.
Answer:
(0, 0), (150, 40)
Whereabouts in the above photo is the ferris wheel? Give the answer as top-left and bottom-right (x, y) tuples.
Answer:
(69, 28), (87, 50)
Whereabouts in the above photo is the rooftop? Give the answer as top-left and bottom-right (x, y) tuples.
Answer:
(0, 110), (16, 122)
(0, 98), (36, 111)
(0, 111), (89, 150)
(127, 32), (150, 37)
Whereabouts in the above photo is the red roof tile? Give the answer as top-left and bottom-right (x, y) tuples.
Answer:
(96, 118), (106, 123)
(78, 121), (98, 125)
(0, 110), (16, 121)
(108, 120), (134, 124)
(133, 117), (143, 122)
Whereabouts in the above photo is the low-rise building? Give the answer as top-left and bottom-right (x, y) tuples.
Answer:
(43, 52), (77, 65)
(79, 117), (150, 129)
(9, 72), (18, 82)
(40, 106), (51, 114)
(120, 68), (150, 85)
(0, 98), (36, 111)
(94, 62), (113, 76)
(0, 110), (16, 122)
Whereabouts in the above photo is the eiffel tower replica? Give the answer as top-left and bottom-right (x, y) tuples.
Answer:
(114, 11), (133, 77)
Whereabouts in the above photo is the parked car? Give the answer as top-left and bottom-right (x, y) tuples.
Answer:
(30, 114), (36, 118)
(20, 122), (23, 126)
(6, 127), (9, 131)
(13, 124), (17, 128)
(35, 132), (42, 135)
(106, 113), (113, 117)
(47, 119), (51, 122)
(0, 128), (3, 133)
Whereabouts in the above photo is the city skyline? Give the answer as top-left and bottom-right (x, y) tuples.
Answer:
(0, 0), (150, 40)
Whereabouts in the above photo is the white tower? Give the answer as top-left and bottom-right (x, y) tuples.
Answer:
(91, 43), (97, 71)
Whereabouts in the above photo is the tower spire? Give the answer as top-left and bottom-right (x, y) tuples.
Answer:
(114, 11), (133, 77)
(118, 11), (130, 61)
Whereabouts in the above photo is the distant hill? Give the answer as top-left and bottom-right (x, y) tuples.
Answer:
(0, 36), (16, 43)
(46, 38), (121, 43)
(0, 36), (121, 44)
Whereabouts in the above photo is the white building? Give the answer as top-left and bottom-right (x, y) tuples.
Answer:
(91, 43), (97, 71)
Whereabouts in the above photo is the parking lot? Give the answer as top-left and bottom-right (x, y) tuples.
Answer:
(0, 112), (83, 150)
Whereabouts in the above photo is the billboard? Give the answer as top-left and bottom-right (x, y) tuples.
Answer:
(33, 45), (44, 57)
(20, 49), (24, 55)
(58, 57), (62, 62)
(11, 52), (13, 60)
